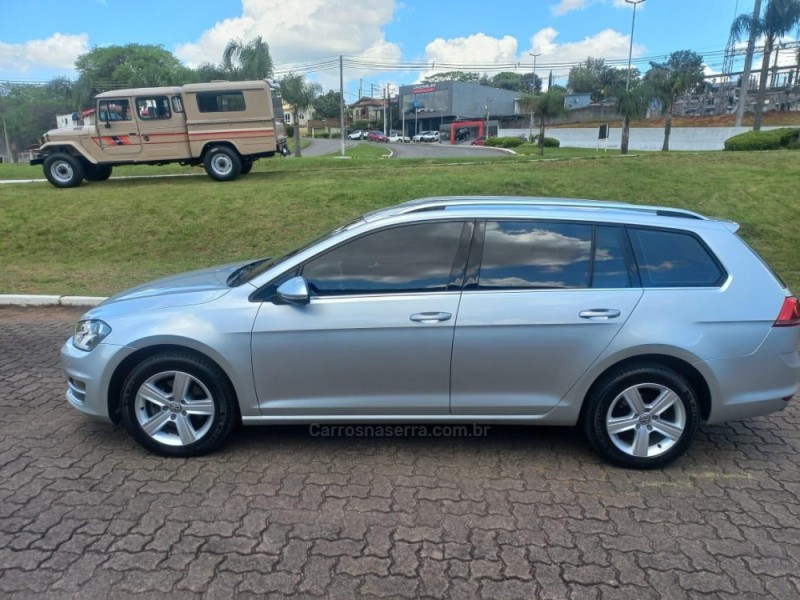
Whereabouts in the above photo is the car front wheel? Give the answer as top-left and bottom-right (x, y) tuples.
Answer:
(120, 352), (238, 457)
(583, 364), (700, 469)
(43, 153), (84, 188)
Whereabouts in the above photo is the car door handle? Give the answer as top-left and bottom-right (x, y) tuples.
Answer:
(579, 309), (622, 320)
(410, 312), (452, 323)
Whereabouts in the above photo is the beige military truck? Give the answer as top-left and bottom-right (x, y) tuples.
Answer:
(31, 80), (290, 187)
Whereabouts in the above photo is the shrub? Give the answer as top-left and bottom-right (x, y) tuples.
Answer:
(285, 124), (294, 138)
(724, 128), (800, 151)
(543, 137), (560, 148)
(485, 136), (523, 148)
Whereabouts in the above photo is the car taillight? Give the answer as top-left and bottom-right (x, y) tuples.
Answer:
(774, 296), (800, 327)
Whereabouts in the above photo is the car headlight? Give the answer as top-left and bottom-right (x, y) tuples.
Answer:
(72, 320), (111, 352)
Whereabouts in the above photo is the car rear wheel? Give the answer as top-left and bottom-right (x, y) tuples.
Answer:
(583, 364), (700, 469)
(43, 153), (84, 188)
(120, 352), (238, 457)
(204, 146), (241, 181)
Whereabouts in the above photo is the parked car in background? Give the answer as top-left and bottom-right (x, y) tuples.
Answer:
(367, 131), (389, 142)
(388, 132), (410, 143)
(348, 130), (366, 140)
(412, 131), (427, 142)
(471, 136), (486, 146)
(61, 196), (799, 468)
(421, 131), (441, 142)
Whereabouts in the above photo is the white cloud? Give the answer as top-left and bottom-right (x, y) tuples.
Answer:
(422, 33), (519, 80)
(552, 0), (589, 16)
(528, 27), (644, 85)
(552, 0), (644, 15)
(175, 0), (402, 90)
(0, 33), (89, 75)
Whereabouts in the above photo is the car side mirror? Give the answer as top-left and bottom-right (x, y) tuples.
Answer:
(275, 276), (310, 305)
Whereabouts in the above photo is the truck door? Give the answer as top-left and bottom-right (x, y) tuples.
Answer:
(95, 98), (142, 157)
(134, 95), (190, 160)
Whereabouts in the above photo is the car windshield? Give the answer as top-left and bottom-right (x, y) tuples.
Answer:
(230, 217), (366, 286)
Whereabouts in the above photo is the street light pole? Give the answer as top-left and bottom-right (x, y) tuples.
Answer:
(625, 0), (645, 91)
(528, 52), (541, 142)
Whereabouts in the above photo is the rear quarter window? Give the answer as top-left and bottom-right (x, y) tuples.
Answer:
(196, 91), (246, 113)
(628, 227), (725, 288)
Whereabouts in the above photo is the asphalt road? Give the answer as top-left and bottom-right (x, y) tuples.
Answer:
(299, 138), (509, 159)
(1, 306), (799, 598)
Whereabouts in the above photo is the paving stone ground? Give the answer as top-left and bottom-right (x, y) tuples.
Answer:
(0, 306), (799, 599)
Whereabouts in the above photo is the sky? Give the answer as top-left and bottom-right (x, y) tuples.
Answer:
(0, 0), (773, 100)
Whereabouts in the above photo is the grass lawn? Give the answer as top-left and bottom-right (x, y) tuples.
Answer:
(1, 151), (798, 296)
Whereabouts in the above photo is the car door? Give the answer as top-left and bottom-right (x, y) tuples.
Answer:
(450, 220), (643, 415)
(251, 220), (472, 416)
(95, 98), (142, 157)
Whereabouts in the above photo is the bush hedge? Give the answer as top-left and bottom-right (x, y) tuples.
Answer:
(724, 128), (800, 151)
(485, 137), (524, 148)
(285, 124), (294, 138)
(543, 137), (560, 148)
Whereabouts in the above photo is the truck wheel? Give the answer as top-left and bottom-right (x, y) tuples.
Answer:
(43, 153), (84, 188)
(240, 159), (253, 175)
(204, 146), (241, 181)
(84, 164), (113, 182)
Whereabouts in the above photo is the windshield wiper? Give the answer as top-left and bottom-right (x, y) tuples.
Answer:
(226, 258), (271, 287)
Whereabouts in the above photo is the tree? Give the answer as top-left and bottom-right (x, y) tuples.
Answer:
(313, 90), (343, 119)
(491, 72), (524, 91)
(533, 88), (566, 155)
(280, 73), (322, 158)
(222, 36), (274, 81)
(422, 71), (480, 84)
(613, 81), (652, 154)
(521, 72), (543, 94)
(74, 44), (191, 104)
(645, 50), (705, 151)
(568, 57), (631, 102)
(731, 0), (800, 130)
(0, 80), (76, 154)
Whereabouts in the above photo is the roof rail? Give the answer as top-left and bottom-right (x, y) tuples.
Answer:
(364, 196), (707, 221)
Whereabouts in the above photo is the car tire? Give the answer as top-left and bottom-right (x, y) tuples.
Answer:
(240, 159), (253, 175)
(43, 153), (84, 188)
(204, 146), (241, 181)
(120, 352), (239, 457)
(84, 164), (113, 182)
(582, 363), (700, 469)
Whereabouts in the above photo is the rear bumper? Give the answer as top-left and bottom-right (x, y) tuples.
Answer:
(701, 329), (800, 423)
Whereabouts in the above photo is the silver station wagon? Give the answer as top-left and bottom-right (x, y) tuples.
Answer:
(62, 197), (800, 468)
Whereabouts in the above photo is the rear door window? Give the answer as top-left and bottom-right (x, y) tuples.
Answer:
(628, 228), (725, 287)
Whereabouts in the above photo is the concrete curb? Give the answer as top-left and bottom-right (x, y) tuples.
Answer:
(0, 295), (107, 307)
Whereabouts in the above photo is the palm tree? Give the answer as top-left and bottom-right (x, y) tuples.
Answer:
(731, 0), (800, 130)
(533, 88), (566, 155)
(222, 36), (274, 80)
(645, 50), (705, 151)
(614, 81), (651, 154)
(280, 73), (322, 158)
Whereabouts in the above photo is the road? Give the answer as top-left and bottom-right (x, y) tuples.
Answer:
(299, 138), (509, 159)
(1, 306), (799, 598)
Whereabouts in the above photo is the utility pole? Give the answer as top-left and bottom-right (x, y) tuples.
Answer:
(625, 0), (645, 91)
(383, 86), (388, 135)
(529, 52), (541, 142)
(2, 116), (11, 164)
(736, 0), (762, 127)
(339, 55), (345, 157)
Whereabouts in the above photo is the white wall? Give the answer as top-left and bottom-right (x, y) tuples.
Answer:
(499, 126), (782, 151)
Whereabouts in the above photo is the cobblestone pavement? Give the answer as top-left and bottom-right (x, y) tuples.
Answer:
(1, 306), (799, 599)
